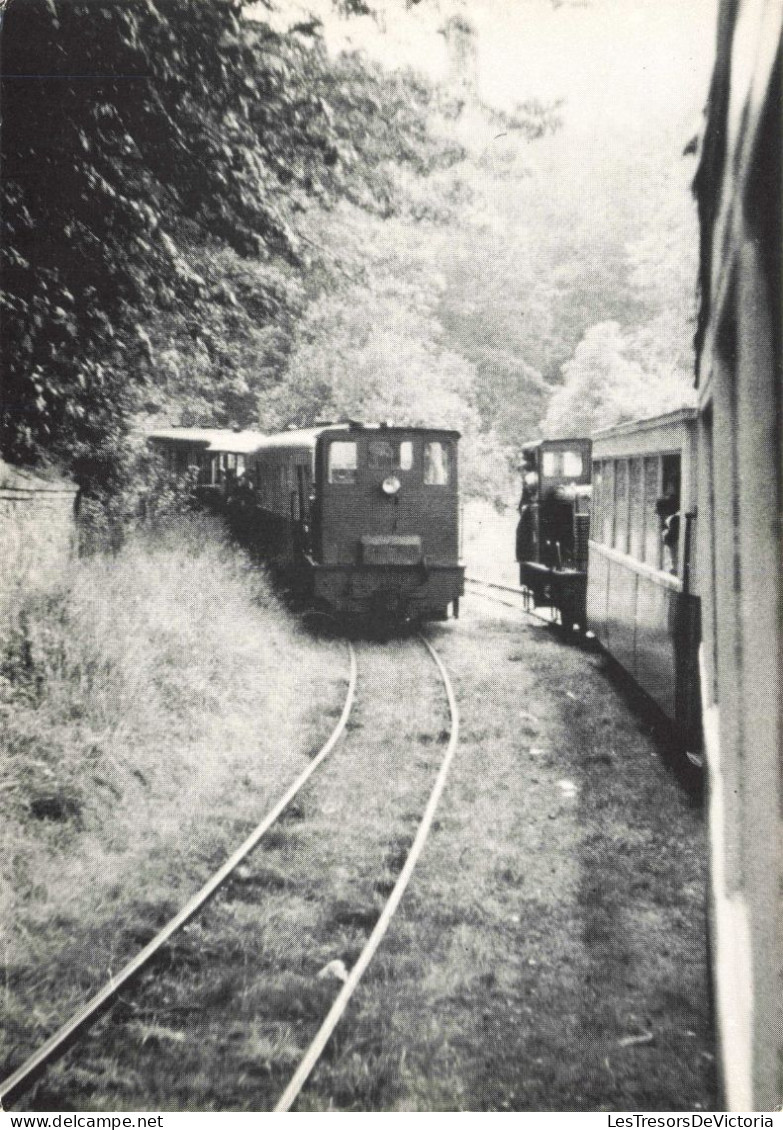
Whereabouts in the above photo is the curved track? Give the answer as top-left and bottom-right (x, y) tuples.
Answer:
(274, 632), (459, 1111)
(2, 632), (461, 1113)
(0, 642), (358, 1108)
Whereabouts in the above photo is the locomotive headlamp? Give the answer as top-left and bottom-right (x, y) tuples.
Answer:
(382, 475), (401, 496)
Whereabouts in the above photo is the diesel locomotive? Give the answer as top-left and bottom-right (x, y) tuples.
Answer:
(148, 422), (465, 622)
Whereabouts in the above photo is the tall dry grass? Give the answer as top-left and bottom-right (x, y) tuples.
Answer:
(0, 514), (345, 1053)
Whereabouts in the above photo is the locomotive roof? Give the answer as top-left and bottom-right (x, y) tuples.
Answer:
(519, 436), (591, 453)
(248, 423), (461, 455)
(146, 428), (269, 454)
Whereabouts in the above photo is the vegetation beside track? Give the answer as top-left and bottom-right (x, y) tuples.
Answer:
(0, 516), (349, 1092)
(12, 634), (451, 1111)
(295, 607), (714, 1111)
(8, 591), (716, 1111)
(303, 605), (713, 1112)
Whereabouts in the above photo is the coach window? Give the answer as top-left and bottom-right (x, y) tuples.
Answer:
(643, 456), (661, 566)
(601, 461), (614, 546)
(660, 454), (681, 576)
(629, 458), (644, 561)
(614, 459), (629, 553)
(562, 450), (583, 477)
(424, 441), (450, 485)
(661, 453), (680, 505)
(592, 462), (603, 535)
(328, 441), (357, 484)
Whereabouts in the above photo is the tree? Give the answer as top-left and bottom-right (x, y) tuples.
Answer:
(258, 202), (515, 502)
(541, 320), (693, 439)
(0, 0), (458, 491)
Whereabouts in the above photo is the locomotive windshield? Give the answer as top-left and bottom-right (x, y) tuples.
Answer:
(328, 435), (452, 484)
(542, 449), (584, 478)
(368, 438), (413, 471)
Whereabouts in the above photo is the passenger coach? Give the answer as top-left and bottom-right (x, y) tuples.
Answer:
(146, 427), (267, 497)
(587, 408), (702, 760)
(692, 0), (782, 1107)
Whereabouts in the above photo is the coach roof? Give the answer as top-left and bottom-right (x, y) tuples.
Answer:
(147, 428), (268, 455)
(148, 423), (462, 458)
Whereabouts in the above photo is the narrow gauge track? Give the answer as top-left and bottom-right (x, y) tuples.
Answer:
(0, 641), (358, 1109)
(465, 573), (559, 624)
(275, 634), (459, 1111)
(1, 633), (459, 1113)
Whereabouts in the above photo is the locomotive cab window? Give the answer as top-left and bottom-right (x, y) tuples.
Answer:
(328, 441), (358, 484)
(542, 451), (558, 477)
(541, 450), (583, 478)
(423, 441), (451, 485)
(368, 438), (413, 471)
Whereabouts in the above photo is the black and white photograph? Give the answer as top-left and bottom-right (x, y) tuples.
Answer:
(0, 0), (780, 1115)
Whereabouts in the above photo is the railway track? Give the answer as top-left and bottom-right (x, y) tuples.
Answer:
(466, 574), (600, 659)
(275, 633), (458, 1111)
(465, 573), (560, 624)
(1, 633), (459, 1113)
(0, 641), (357, 1108)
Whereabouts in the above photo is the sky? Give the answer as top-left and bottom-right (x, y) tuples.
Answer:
(251, 0), (718, 139)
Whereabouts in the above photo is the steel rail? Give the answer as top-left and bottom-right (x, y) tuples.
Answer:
(274, 633), (459, 1112)
(0, 642), (358, 1108)
(465, 573), (525, 596)
(465, 574), (559, 623)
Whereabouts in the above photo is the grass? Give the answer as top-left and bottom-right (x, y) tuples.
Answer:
(14, 637), (450, 1111)
(290, 606), (714, 1111)
(0, 514), (349, 1092)
(3, 530), (715, 1112)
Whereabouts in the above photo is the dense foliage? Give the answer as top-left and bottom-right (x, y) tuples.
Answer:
(2, 0), (702, 505)
(0, 0), (459, 490)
